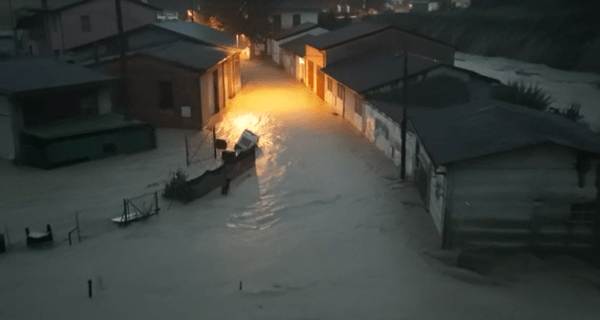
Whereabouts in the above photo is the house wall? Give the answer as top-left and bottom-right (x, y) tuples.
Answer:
(54, 0), (159, 50)
(101, 56), (203, 129)
(363, 101), (418, 173)
(200, 63), (226, 126)
(278, 12), (319, 29)
(444, 144), (598, 251)
(0, 96), (16, 160)
(325, 28), (455, 66)
(305, 45), (324, 91)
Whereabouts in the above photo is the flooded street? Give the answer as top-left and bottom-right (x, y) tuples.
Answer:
(0, 60), (599, 320)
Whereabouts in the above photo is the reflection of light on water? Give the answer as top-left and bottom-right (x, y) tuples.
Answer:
(217, 78), (327, 230)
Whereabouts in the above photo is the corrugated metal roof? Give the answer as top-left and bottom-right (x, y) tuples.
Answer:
(140, 41), (228, 72)
(279, 34), (314, 56)
(305, 21), (390, 50)
(22, 113), (147, 139)
(367, 74), (472, 108)
(321, 51), (439, 93)
(409, 100), (600, 166)
(0, 58), (115, 95)
(153, 21), (237, 48)
(271, 22), (319, 41)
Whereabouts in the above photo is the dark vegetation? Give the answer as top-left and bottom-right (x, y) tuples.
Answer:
(364, 0), (600, 74)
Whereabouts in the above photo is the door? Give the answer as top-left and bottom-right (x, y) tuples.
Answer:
(308, 60), (314, 90)
(316, 70), (324, 100)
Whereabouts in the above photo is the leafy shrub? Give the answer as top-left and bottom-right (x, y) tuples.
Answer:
(163, 169), (193, 202)
(491, 81), (554, 111)
(548, 101), (585, 123)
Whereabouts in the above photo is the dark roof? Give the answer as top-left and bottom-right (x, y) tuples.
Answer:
(139, 41), (228, 72)
(409, 100), (600, 166)
(367, 74), (472, 108)
(305, 21), (390, 50)
(367, 100), (407, 125)
(25, 0), (162, 12)
(279, 34), (314, 56)
(271, 22), (320, 41)
(321, 51), (439, 93)
(22, 114), (147, 140)
(153, 21), (237, 48)
(0, 58), (114, 95)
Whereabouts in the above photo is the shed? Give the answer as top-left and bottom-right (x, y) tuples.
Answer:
(96, 41), (239, 129)
(0, 58), (155, 168)
(409, 100), (600, 254)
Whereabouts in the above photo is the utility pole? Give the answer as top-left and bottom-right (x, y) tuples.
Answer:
(189, 0), (195, 22)
(115, 0), (129, 120)
(8, 0), (18, 57)
(400, 44), (408, 180)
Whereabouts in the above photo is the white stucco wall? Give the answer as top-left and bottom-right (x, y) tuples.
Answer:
(0, 95), (15, 160)
(279, 12), (319, 29)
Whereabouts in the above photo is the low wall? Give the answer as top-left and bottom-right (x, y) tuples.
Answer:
(165, 146), (257, 203)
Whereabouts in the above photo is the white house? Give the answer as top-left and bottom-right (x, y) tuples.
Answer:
(279, 34), (314, 82)
(270, 0), (322, 30)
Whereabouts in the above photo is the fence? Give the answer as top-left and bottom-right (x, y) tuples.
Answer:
(185, 127), (217, 166)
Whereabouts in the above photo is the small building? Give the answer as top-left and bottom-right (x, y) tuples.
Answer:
(303, 21), (456, 99)
(279, 34), (314, 82)
(409, 100), (600, 253)
(343, 64), (500, 174)
(270, 0), (322, 31)
(68, 21), (242, 129)
(97, 41), (239, 129)
(266, 22), (328, 65)
(16, 0), (162, 56)
(0, 58), (155, 168)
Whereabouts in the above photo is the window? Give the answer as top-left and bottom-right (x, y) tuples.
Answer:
(355, 96), (363, 115)
(337, 84), (345, 100)
(81, 15), (91, 32)
(159, 81), (174, 109)
(327, 77), (333, 92)
(293, 14), (301, 26)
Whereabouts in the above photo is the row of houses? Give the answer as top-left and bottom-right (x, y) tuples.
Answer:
(267, 20), (600, 254)
(1, 0), (244, 169)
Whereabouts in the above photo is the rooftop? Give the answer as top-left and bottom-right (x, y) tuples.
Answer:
(139, 41), (228, 72)
(409, 100), (600, 166)
(321, 51), (439, 93)
(305, 21), (389, 50)
(153, 21), (237, 48)
(271, 22), (320, 41)
(23, 113), (148, 140)
(0, 58), (114, 95)
(279, 34), (315, 56)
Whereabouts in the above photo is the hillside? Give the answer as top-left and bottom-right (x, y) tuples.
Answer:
(364, 1), (600, 74)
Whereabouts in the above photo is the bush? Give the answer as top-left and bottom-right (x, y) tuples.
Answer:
(491, 81), (554, 111)
(163, 169), (193, 202)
